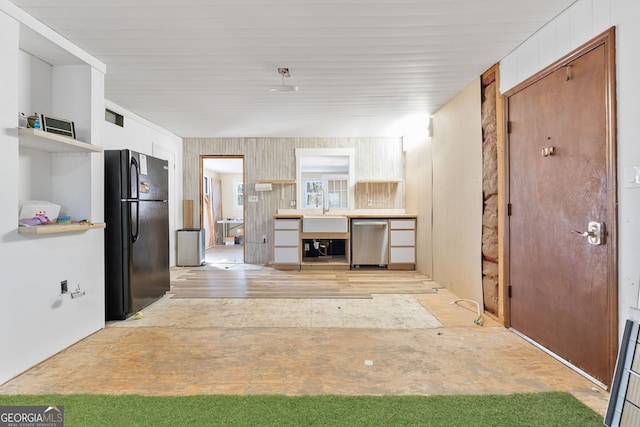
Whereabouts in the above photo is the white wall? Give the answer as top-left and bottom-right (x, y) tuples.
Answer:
(0, 12), (22, 384)
(0, 9), (106, 385)
(221, 173), (243, 220)
(500, 0), (640, 336)
(102, 100), (183, 267)
(0, 5), (182, 384)
(18, 52), (51, 118)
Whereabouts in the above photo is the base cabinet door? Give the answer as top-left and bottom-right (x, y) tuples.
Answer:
(390, 247), (415, 263)
(389, 219), (416, 269)
(273, 219), (300, 269)
(274, 247), (300, 264)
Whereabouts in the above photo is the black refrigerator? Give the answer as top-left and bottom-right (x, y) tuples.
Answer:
(104, 149), (170, 320)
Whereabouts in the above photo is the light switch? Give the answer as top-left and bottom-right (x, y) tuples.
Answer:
(248, 195), (258, 202)
(623, 167), (640, 188)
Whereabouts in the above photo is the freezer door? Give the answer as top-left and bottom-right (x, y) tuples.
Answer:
(130, 151), (169, 201)
(129, 200), (170, 314)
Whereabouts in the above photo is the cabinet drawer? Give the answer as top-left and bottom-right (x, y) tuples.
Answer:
(390, 247), (415, 263)
(274, 247), (300, 264)
(390, 229), (415, 246)
(275, 219), (300, 230)
(274, 230), (299, 246)
(390, 219), (415, 230)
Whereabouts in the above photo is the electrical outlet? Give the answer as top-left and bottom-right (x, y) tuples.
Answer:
(60, 280), (68, 294)
(289, 200), (296, 207)
(248, 195), (258, 202)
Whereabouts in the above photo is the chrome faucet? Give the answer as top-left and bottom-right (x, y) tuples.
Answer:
(318, 189), (328, 214)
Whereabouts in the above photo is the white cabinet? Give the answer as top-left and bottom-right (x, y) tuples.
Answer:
(273, 219), (300, 268)
(390, 247), (415, 263)
(389, 219), (416, 269)
(390, 229), (415, 246)
(274, 229), (299, 246)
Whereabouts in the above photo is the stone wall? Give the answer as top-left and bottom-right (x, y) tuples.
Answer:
(481, 72), (499, 315)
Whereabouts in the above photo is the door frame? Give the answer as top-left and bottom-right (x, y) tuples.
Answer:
(502, 27), (618, 383)
(199, 155), (245, 259)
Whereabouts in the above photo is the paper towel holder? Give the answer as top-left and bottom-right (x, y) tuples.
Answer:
(255, 183), (273, 192)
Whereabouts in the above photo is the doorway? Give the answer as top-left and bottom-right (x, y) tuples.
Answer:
(200, 156), (245, 264)
(504, 29), (617, 386)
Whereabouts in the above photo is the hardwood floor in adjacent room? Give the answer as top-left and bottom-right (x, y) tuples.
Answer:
(170, 266), (438, 299)
(205, 244), (244, 264)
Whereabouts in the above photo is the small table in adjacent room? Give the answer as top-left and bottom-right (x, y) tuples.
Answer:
(216, 218), (243, 244)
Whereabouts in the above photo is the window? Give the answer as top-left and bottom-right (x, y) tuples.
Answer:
(302, 175), (349, 209)
(233, 179), (243, 210)
(295, 148), (355, 209)
(323, 175), (349, 208)
(303, 179), (323, 208)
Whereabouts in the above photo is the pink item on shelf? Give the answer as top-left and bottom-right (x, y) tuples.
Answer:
(19, 216), (51, 226)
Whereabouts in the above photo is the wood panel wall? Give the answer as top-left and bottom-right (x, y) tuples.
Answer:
(430, 78), (484, 305)
(183, 137), (404, 264)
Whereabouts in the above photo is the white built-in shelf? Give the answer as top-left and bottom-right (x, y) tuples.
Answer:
(18, 222), (106, 235)
(18, 128), (102, 153)
(256, 179), (296, 184)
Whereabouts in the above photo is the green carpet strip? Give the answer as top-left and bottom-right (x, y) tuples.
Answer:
(0, 392), (602, 426)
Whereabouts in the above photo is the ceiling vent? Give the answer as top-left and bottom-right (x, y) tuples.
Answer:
(105, 108), (124, 127)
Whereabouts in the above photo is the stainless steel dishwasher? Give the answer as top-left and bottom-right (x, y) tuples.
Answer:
(351, 219), (389, 267)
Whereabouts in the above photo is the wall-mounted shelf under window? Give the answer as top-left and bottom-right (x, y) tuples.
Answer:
(18, 128), (102, 153)
(18, 222), (106, 235)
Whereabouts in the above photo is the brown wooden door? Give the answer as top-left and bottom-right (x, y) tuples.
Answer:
(507, 39), (617, 385)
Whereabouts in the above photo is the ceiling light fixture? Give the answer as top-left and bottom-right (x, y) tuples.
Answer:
(269, 68), (299, 92)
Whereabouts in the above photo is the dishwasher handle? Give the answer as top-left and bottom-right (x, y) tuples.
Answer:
(352, 220), (388, 226)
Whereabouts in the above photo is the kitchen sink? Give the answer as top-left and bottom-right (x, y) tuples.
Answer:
(302, 215), (348, 233)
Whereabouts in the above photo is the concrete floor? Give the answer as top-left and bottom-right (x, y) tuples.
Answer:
(0, 266), (610, 417)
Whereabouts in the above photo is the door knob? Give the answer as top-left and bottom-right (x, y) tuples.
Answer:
(572, 221), (605, 245)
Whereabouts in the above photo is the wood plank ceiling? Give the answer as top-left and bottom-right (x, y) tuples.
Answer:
(10, 0), (576, 138)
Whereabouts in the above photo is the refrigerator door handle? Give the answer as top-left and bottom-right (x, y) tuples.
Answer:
(130, 154), (141, 243)
(130, 156), (139, 199)
(131, 201), (140, 243)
